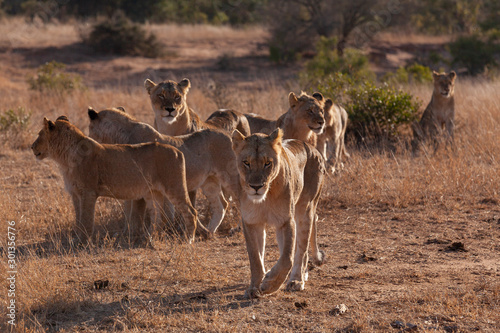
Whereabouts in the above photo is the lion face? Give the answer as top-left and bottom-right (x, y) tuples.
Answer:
(289, 92), (325, 135)
(144, 78), (191, 125)
(31, 120), (52, 160)
(433, 71), (456, 98)
(232, 129), (283, 204)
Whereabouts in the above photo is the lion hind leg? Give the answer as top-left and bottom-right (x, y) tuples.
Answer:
(201, 178), (227, 234)
(286, 209), (312, 292)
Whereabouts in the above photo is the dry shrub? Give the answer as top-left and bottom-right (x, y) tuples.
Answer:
(85, 14), (163, 58)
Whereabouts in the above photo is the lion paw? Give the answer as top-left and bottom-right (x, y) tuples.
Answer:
(244, 287), (262, 299)
(311, 250), (326, 266)
(285, 280), (305, 292)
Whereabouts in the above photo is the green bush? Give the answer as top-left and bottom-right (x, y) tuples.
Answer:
(304, 37), (374, 81)
(0, 107), (31, 131)
(345, 82), (421, 140)
(382, 63), (433, 85)
(448, 35), (498, 75)
(28, 61), (84, 93)
(85, 14), (163, 58)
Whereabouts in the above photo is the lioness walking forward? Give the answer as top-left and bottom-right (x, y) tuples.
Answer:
(232, 128), (326, 298)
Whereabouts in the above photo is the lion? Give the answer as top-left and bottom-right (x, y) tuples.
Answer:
(31, 116), (207, 243)
(316, 98), (350, 173)
(232, 128), (326, 298)
(144, 78), (250, 136)
(276, 91), (326, 148)
(88, 107), (240, 234)
(244, 113), (277, 135)
(412, 71), (457, 151)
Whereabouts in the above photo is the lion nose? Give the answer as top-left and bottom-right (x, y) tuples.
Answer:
(318, 119), (324, 126)
(165, 107), (175, 113)
(250, 184), (263, 192)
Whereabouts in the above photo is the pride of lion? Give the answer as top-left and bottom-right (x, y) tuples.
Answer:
(32, 73), (456, 298)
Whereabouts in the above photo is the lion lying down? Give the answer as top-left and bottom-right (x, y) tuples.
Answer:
(87, 107), (240, 234)
(232, 128), (326, 298)
(31, 116), (207, 243)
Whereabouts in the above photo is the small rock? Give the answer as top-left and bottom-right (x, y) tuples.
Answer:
(359, 252), (377, 262)
(94, 279), (109, 290)
(294, 301), (308, 309)
(330, 304), (348, 316)
(444, 242), (468, 252)
(391, 321), (405, 329)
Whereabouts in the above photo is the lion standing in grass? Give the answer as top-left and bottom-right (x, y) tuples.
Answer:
(316, 98), (350, 173)
(31, 116), (206, 243)
(232, 128), (325, 298)
(88, 107), (240, 234)
(144, 78), (250, 136)
(276, 91), (326, 147)
(412, 71), (457, 151)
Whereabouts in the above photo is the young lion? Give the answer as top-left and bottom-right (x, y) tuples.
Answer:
(316, 98), (350, 173)
(276, 91), (326, 148)
(412, 71), (457, 151)
(31, 116), (204, 243)
(88, 107), (240, 234)
(144, 78), (250, 136)
(232, 128), (326, 298)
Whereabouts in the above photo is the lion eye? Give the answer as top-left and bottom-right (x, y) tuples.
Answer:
(158, 95), (165, 101)
(264, 161), (271, 168)
(308, 110), (314, 115)
(243, 160), (250, 168)
(175, 96), (182, 103)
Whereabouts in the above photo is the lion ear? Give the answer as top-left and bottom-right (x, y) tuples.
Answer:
(178, 78), (191, 94)
(269, 128), (283, 150)
(324, 98), (333, 112)
(449, 71), (457, 80)
(116, 106), (126, 112)
(312, 92), (324, 102)
(232, 129), (246, 153)
(44, 117), (56, 131)
(288, 92), (299, 110)
(432, 71), (440, 80)
(88, 107), (99, 120)
(56, 115), (69, 122)
(144, 79), (156, 95)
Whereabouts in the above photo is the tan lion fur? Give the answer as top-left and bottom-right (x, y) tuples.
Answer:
(276, 91), (326, 148)
(144, 78), (250, 136)
(31, 116), (204, 243)
(232, 128), (325, 298)
(316, 98), (350, 173)
(244, 113), (277, 135)
(412, 71), (457, 151)
(88, 107), (240, 234)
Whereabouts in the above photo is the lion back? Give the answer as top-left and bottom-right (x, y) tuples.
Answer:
(284, 140), (325, 201)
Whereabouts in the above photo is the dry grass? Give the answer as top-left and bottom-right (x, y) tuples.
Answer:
(0, 20), (499, 332)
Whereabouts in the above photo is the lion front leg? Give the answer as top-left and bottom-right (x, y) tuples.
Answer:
(260, 219), (294, 295)
(242, 221), (266, 299)
(73, 192), (97, 243)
